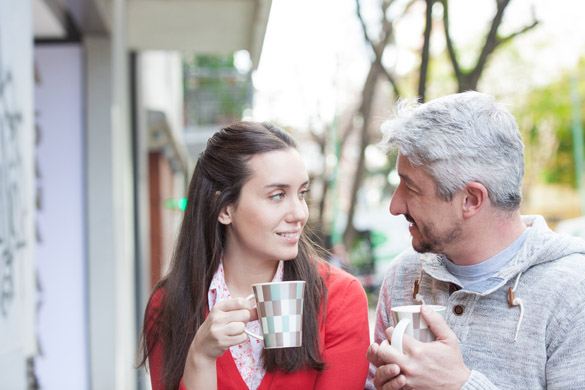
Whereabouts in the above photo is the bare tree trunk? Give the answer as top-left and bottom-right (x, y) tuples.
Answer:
(342, 0), (402, 250)
(418, 0), (435, 102)
(306, 125), (328, 237)
(343, 61), (383, 250)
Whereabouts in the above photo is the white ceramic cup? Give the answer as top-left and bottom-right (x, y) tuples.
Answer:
(389, 305), (446, 353)
(244, 280), (305, 349)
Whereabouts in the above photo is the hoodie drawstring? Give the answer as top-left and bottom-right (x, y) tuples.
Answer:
(413, 268), (425, 304)
(508, 272), (524, 342)
(413, 262), (525, 341)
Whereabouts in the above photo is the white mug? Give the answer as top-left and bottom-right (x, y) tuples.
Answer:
(389, 305), (446, 353)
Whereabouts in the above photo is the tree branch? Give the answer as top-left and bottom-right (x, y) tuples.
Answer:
(440, 0), (462, 83)
(356, 0), (401, 97)
(469, 0), (539, 89)
(443, 0), (540, 91)
(471, 0), (510, 80)
(499, 18), (539, 44)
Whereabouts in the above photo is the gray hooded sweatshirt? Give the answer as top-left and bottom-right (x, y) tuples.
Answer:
(367, 215), (585, 389)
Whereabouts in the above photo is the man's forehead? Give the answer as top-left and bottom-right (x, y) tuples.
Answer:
(395, 153), (412, 171)
(396, 153), (431, 190)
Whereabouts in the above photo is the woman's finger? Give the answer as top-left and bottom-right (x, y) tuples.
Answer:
(224, 321), (246, 336)
(215, 297), (255, 311)
(210, 307), (252, 324)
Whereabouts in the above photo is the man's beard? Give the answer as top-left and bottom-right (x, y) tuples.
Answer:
(410, 216), (463, 254)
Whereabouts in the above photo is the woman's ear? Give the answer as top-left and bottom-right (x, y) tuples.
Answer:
(462, 182), (488, 219)
(216, 191), (232, 225)
(218, 205), (232, 225)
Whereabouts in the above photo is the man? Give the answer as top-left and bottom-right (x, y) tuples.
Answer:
(366, 91), (585, 389)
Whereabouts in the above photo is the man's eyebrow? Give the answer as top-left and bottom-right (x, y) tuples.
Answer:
(264, 179), (310, 189)
(399, 174), (420, 190)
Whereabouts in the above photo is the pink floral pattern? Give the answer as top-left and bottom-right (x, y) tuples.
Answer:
(208, 260), (284, 390)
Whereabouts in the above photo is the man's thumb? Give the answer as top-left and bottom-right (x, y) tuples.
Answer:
(421, 305), (450, 341)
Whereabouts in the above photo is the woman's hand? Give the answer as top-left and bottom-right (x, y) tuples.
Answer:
(182, 298), (257, 389)
(193, 297), (257, 359)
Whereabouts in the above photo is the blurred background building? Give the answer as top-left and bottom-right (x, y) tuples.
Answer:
(0, 0), (271, 389)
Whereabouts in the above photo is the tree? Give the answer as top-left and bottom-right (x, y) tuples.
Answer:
(342, 0), (404, 250)
(441, 0), (539, 92)
(340, 0), (540, 251)
(516, 60), (585, 192)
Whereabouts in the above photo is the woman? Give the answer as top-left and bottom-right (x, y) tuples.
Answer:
(138, 122), (370, 390)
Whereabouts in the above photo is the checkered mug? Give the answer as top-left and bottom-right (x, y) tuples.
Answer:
(389, 305), (446, 354)
(245, 281), (305, 349)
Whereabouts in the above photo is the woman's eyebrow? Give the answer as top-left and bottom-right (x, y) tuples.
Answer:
(264, 180), (310, 189)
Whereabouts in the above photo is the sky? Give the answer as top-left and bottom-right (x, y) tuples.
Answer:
(251, 0), (585, 129)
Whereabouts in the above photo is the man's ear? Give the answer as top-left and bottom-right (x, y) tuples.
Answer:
(462, 182), (488, 219)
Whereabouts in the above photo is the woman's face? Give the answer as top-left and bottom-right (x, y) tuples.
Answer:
(219, 148), (310, 263)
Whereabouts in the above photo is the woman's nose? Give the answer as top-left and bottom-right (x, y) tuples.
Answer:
(287, 197), (308, 223)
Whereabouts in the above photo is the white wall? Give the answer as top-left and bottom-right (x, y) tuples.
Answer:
(86, 0), (138, 388)
(34, 44), (89, 390)
(0, 0), (36, 388)
(141, 51), (184, 141)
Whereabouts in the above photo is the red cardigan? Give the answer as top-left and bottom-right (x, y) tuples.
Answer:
(146, 262), (370, 389)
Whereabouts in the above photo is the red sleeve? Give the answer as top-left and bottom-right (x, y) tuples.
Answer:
(315, 266), (371, 389)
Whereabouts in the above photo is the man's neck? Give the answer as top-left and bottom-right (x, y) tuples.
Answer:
(447, 211), (526, 266)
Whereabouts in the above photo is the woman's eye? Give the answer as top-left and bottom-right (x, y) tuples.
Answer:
(299, 189), (310, 199)
(270, 192), (285, 200)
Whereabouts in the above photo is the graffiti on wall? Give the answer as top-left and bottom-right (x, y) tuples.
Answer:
(0, 52), (27, 319)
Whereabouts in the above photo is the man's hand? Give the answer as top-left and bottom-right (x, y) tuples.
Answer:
(367, 305), (471, 390)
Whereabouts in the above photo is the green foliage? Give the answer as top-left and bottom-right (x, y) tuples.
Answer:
(191, 54), (235, 69)
(514, 60), (585, 188)
(183, 53), (252, 126)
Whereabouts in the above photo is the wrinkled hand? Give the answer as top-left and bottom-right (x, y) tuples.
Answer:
(367, 305), (471, 390)
(190, 298), (257, 362)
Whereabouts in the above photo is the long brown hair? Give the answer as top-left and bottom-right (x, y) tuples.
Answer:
(137, 122), (326, 390)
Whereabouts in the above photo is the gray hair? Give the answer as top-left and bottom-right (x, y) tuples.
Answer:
(380, 91), (524, 211)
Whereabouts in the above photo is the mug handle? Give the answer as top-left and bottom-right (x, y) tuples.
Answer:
(391, 318), (411, 354)
(244, 294), (263, 340)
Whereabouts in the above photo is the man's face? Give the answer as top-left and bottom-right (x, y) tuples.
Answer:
(389, 153), (463, 254)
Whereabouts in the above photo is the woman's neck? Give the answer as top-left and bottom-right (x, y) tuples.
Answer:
(222, 252), (279, 298)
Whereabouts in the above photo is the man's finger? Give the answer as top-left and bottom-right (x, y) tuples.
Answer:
(367, 343), (385, 367)
(421, 304), (452, 341)
(374, 364), (403, 390)
(376, 338), (405, 365)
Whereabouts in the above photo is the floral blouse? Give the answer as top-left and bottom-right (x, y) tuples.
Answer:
(207, 260), (284, 389)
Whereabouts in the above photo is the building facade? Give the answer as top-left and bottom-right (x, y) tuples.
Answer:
(0, 0), (271, 388)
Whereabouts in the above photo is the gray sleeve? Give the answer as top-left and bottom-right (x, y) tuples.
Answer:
(461, 370), (499, 390)
(545, 281), (585, 389)
(365, 267), (394, 389)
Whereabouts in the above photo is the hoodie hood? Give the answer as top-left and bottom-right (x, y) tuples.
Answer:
(496, 215), (585, 280)
(417, 214), (585, 342)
